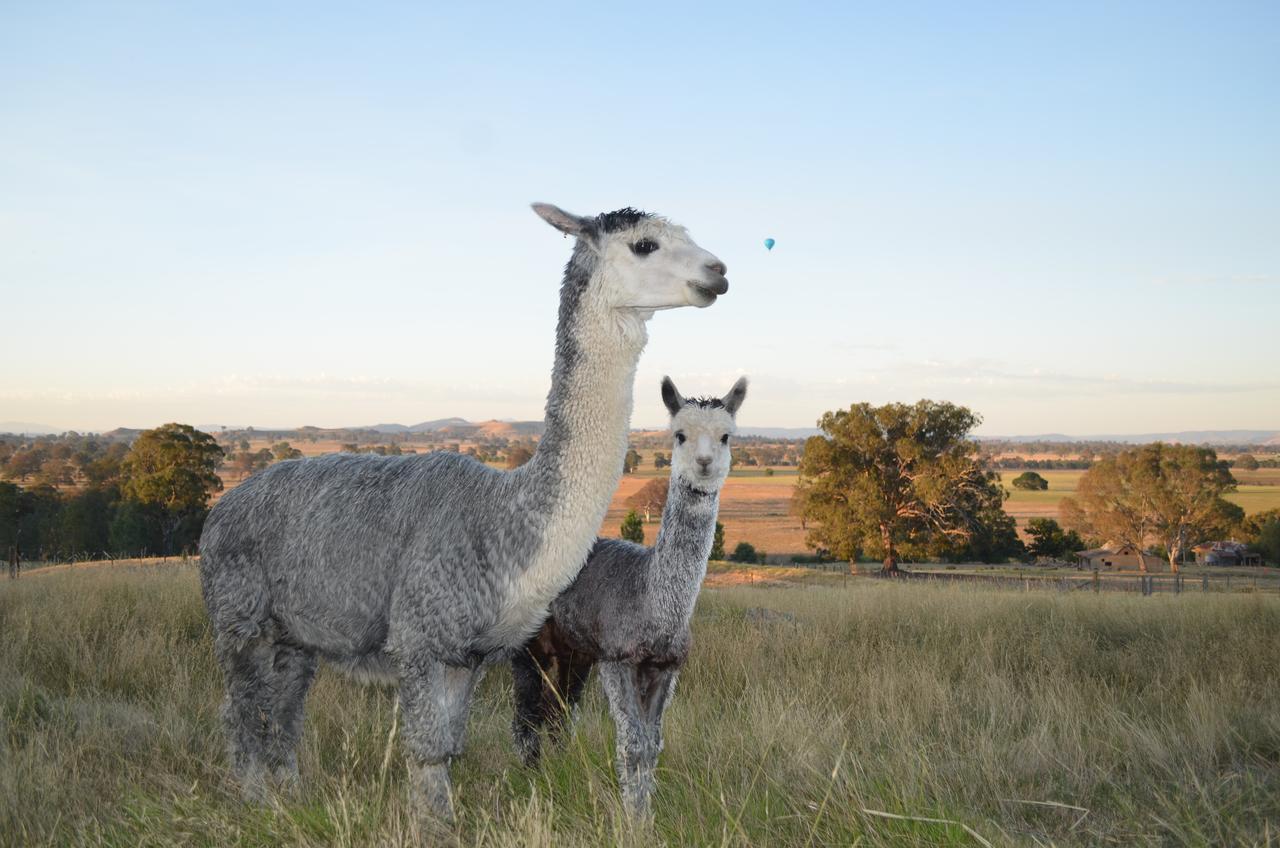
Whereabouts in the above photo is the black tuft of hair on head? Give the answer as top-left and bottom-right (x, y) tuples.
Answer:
(595, 208), (652, 233)
(684, 396), (726, 410)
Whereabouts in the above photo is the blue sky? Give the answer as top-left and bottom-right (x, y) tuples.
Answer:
(2, 2), (1277, 434)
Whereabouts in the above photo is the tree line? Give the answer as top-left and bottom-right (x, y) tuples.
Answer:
(1, 424), (223, 562)
(6, 413), (1277, 571)
(791, 401), (1280, 574)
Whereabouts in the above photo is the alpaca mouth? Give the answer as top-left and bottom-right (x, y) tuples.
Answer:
(687, 281), (723, 306)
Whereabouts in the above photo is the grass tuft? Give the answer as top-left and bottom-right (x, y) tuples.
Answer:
(3, 563), (1279, 845)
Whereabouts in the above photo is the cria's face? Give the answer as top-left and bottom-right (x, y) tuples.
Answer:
(597, 218), (728, 312)
(669, 404), (736, 489)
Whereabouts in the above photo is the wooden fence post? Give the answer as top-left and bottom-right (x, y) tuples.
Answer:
(1202, 574), (1209, 592)
(1093, 568), (1100, 593)
(8, 546), (17, 579)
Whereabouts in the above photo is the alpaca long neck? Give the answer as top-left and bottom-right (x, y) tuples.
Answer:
(490, 245), (650, 647)
(650, 479), (720, 622)
(525, 264), (648, 512)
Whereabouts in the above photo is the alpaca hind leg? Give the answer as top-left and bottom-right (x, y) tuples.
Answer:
(399, 660), (482, 825)
(599, 661), (658, 822)
(547, 656), (593, 748)
(216, 637), (279, 801)
(263, 643), (318, 792)
(512, 649), (549, 767)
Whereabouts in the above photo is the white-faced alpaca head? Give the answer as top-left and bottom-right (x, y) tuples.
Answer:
(661, 376), (749, 491)
(532, 203), (728, 313)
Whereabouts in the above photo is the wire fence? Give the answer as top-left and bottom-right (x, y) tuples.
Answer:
(4, 548), (195, 578)
(7, 549), (1279, 598)
(776, 560), (1280, 596)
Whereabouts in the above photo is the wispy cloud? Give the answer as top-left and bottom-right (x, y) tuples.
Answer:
(888, 359), (1280, 397)
(1151, 273), (1279, 288)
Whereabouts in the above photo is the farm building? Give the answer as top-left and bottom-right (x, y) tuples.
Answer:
(1075, 543), (1165, 571)
(1192, 541), (1262, 567)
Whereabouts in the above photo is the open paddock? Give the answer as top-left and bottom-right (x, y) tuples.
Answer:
(4, 562), (1279, 846)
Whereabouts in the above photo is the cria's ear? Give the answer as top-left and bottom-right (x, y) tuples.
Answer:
(661, 376), (684, 418)
(531, 203), (589, 237)
(722, 377), (749, 417)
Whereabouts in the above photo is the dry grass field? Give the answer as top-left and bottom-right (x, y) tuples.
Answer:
(999, 468), (1280, 530)
(602, 466), (1280, 561)
(4, 561), (1280, 846)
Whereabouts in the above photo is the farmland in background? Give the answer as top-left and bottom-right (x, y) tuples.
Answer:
(211, 438), (1280, 561)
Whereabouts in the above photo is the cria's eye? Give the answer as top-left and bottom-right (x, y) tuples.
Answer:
(630, 239), (659, 256)
(675, 432), (686, 445)
(720, 434), (729, 445)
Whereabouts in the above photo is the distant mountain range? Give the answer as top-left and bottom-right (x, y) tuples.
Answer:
(975, 430), (1280, 446)
(736, 427), (822, 439)
(4, 420), (1277, 446)
(0, 422), (62, 435)
(361, 418), (546, 438)
(358, 423), (1280, 445)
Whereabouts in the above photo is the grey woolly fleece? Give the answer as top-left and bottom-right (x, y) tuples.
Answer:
(198, 228), (648, 674)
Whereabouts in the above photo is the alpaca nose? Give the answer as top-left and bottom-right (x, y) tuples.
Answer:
(696, 456), (712, 472)
(702, 260), (729, 295)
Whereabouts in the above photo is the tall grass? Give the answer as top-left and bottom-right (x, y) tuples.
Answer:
(2, 564), (1279, 846)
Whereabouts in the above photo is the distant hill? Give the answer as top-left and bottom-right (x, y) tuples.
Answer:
(977, 430), (1280, 446)
(407, 417), (473, 432)
(366, 423), (411, 433)
(737, 426), (822, 440)
(102, 428), (144, 440)
(476, 419), (544, 437)
(14, 419), (1273, 447)
(362, 418), (544, 438)
(0, 422), (61, 435)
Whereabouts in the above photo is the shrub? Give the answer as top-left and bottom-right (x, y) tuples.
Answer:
(620, 509), (644, 544)
(709, 521), (725, 560)
(1012, 471), (1049, 491)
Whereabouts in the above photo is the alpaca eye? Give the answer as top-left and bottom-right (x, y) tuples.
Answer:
(720, 434), (729, 445)
(675, 432), (686, 445)
(630, 239), (659, 256)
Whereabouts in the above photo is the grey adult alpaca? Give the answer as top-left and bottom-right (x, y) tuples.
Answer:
(511, 375), (747, 819)
(198, 204), (729, 823)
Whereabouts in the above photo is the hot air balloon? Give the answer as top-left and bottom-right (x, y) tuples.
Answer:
(764, 238), (776, 251)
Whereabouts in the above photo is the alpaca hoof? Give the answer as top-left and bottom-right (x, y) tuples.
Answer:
(272, 765), (302, 798)
(622, 798), (655, 827)
(236, 766), (270, 804)
(409, 761), (457, 826)
(619, 774), (656, 824)
(514, 734), (541, 769)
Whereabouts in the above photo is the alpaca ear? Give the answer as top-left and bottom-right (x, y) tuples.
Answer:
(661, 377), (684, 418)
(531, 203), (589, 237)
(722, 377), (748, 417)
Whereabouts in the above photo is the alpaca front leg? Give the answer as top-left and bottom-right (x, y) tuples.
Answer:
(599, 661), (659, 821)
(638, 665), (679, 802)
(399, 661), (482, 825)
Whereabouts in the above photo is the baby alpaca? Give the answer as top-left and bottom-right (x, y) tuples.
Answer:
(512, 375), (748, 819)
